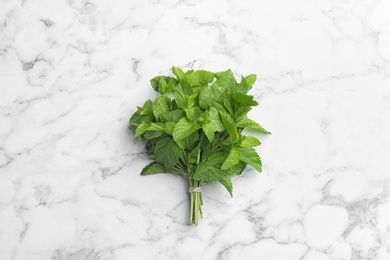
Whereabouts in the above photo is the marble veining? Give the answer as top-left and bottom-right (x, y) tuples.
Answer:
(1, 0), (390, 259)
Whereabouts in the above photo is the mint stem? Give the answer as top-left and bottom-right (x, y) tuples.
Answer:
(189, 178), (203, 225)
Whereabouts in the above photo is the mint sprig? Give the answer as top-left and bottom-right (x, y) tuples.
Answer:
(130, 66), (270, 225)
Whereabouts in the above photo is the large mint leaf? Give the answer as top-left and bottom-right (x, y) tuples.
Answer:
(209, 107), (225, 131)
(221, 147), (240, 170)
(202, 122), (215, 142)
(219, 176), (233, 197)
(198, 85), (225, 110)
(135, 122), (151, 138)
(240, 136), (261, 147)
(214, 70), (237, 90)
(219, 111), (237, 141)
(160, 109), (185, 123)
(129, 110), (154, 127)
(153, 95), (171, 120)
(242, 74), (256, 87)
(186, 70), (214, 85)
(236, 117), (271, 134)
(172, 66), (185, 80)
(185, 107), (201, 121)
(155, 137), (182, 170)
(232, 93), (258, 106)
(175, 81), (196, 109)
(237, 147), (262, 172)
(150, 76), (177, 94)
(173, 117), (201, 142)
(192, 153), (226, 181)
(141, 162), (165, 175)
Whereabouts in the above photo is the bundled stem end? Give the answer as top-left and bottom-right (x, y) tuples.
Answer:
(189, 179), (203, 225)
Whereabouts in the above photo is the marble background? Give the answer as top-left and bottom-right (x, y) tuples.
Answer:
(1, 0), (390, 259)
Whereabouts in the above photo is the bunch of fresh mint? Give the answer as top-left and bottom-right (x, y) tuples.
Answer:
(130, 66), (270, 225)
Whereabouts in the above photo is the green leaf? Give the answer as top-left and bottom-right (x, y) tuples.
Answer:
(209, 107), (225, 131)
(172, 66), (185, 80)
(160, 109), (185, 123)
(185, 107), (201, 121)
(144, 130), (164, 139)
(240, 136), (261, 147)
(219, 176), (233, 197)
(225, 161), (247, 176)
(148, 122), (165, 131)
(135, 122), (151, 138)
(150, 76), (177, 94)
(236, 117), (271, 134)
(141, 162), (165, 175)
(232, 93), (258, 106)
(164, 122), (176, 135)
(175, 81), (196, 109)
(172, 117), (202, 142)
(202, 122), (216, 142)
(198, 85), (225, 110)
(214, 70), (237, 90)
(150, 76), (164, 91)
(154, 137), (182, 170)
(235, 106), (252, 120)
(175, 131), (199, 150)
(153, 95), (171, 120)
(237, 147), (262, 172)
(242, 74), (257, 87)
(138, 100), (154, 115)
(186, 70), (214, 85)
(221, 147), (240, 170)
(222, 95), (235, 116)
(192, 153), (226, 181)
(219, 111), (237, 141)
(129, 110), (154, 127)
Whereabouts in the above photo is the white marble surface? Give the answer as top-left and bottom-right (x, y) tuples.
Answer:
(1, 0), (390, 259)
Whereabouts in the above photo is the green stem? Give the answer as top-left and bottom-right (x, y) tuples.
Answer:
(189, 148), (203, 225)
(189, 178), (203, 225)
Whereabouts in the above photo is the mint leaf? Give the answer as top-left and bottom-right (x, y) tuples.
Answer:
(209, 107), (225, 131)
(172, 66), (185, 80)
(130, 110), (154, 127)
(160, 109), (185, 123)
(173, 117), (201, 142)
(164, 122), (176, 135)
(240, 136), (261, 147)
(153, 95), (171, 120)
(202, 122), (215, 142)
(232, 93), (258, 106)
(198, 85), (225, 110)
(242, 74), (256, 87)
(192, 153), (226, 181)
(144, 130), (164, 139)
(214, 70), (237, 90)
(237, 117), (271, 134)
(175, 130), (199, 150)
(185, 107), (201, 121)
(135, 122), (151, 138)
(219, 176), (233, 197)
(154, 137), (182, 170)
(148, 122), (165, 131)
(221, 147), (240, 170)
(219, 111), (237, 141)
(150, 76), (177, 94)
(237, 147), (262, 172)
(141, 162), (165, 175)
(186, 70), (214, 85)
(175, 81), (196, 109)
